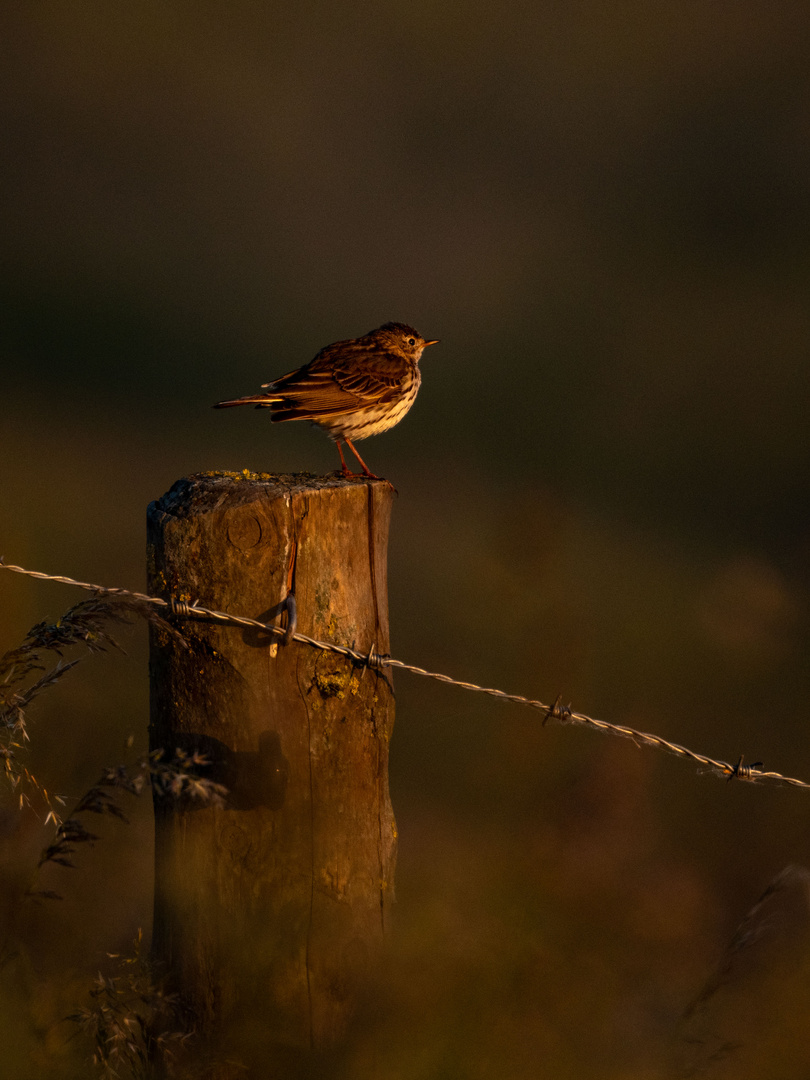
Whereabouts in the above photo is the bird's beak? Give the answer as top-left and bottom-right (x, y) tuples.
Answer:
(424, 339), (440, 347)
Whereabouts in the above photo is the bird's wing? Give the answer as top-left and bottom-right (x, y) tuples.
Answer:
(331, 351), (410, 400)
(263, 347), (410, 417)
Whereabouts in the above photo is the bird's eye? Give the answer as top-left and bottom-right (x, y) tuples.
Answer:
(408, 338), (416, 346)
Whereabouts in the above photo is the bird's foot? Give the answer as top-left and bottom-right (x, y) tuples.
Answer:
(339, 467), (395, 492)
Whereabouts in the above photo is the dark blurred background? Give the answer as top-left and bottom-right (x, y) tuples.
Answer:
(2, 1), (810, 1076)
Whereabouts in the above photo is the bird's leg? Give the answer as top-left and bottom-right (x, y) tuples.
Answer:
(345, 439), (381, 479)
(335, 440), (353, 475)
(334, 439), (393, 488)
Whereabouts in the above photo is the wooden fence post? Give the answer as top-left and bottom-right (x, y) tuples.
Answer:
(146, 472), (397, 1065)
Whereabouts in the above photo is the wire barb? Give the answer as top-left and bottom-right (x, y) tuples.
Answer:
(1, 560), (808, 791)
(359, 641), (386, 680)
(726, 755), (763, 783)
(543, 694), (573, 727)
(169, 598), (191, 619)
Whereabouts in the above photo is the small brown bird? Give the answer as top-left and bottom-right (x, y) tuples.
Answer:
(214, 322), (439, 478)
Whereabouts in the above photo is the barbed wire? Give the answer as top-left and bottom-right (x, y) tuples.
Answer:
(2, 560), (807, 790)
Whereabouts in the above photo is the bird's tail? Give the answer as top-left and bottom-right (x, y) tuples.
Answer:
(213, 393), (283, 409)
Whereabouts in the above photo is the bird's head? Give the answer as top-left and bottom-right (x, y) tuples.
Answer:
(371, 322), (440, 361)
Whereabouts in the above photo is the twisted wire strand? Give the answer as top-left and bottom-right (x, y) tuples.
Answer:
(2, 560), (806, 789)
